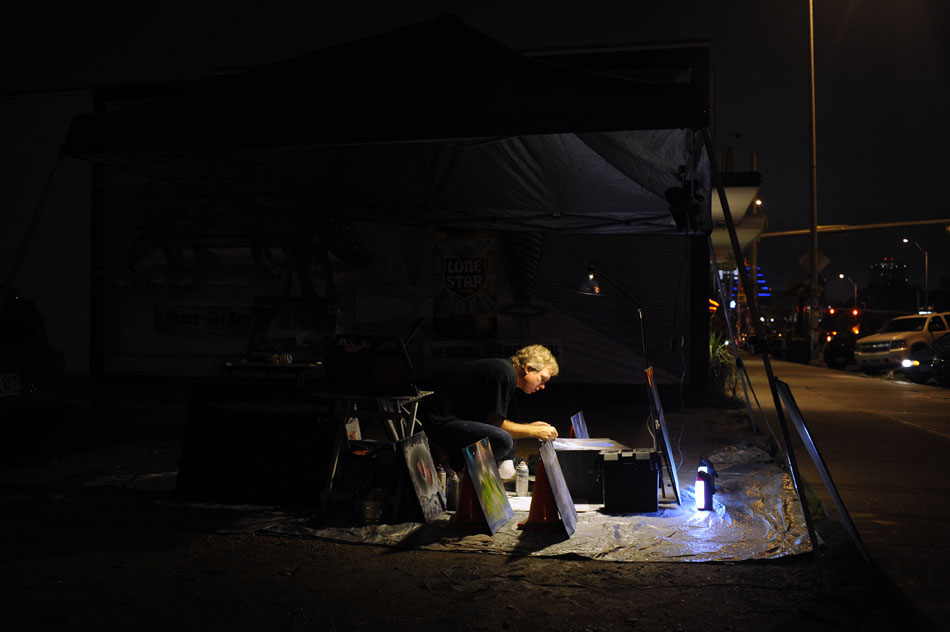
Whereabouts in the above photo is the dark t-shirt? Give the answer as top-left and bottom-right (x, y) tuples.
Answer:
(427, 358), (516, 428)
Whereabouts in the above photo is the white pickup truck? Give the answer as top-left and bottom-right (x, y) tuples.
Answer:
(854, 311), (950, 373)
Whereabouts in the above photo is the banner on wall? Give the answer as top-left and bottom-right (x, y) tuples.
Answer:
(433, 231), (498, 339)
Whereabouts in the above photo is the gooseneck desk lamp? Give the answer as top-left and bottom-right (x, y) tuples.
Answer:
(577, 262), (685, 505)
(576, 262), (654, 440)
(575, 262), (649, 375)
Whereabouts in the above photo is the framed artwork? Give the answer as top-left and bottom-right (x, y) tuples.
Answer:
(776, 379), (872, 568)
(645, 366), (680, 504)
(552, 438), (629, 451)
(399, 431), (445, 523)
(462, 438), (513, 534)
(539, 440), (578, 536)
(570, 411), (590, 438)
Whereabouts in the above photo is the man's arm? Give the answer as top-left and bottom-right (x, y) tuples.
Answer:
(500, 419), (558, 441)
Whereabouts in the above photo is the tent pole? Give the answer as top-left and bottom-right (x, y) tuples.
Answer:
(6, 153), (64, 287)
(701, 127), (826, 583)
(707, 235), (773, 441)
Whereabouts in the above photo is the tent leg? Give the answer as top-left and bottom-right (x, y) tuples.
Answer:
(6, 153), (64, 286)
(707, 235), (777, 444)
(702, 127), (826, 587)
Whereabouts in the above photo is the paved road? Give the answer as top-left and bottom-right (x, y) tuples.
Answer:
(740, 353), (950, 628)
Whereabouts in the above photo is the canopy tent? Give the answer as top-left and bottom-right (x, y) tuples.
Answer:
(62, 14), (712, 235)
(55, 16), (835, 565)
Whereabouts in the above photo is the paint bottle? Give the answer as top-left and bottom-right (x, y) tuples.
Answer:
(361, 489), (384, 524)
(446, 471), (459, 511)
(516, 460), (529, 496)
(437, 464), (446, 494)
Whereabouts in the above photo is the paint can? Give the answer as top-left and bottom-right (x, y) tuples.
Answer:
(437, 464), (446, 495)
(516, 460), (529, 496)
(445, 471), (459, 511)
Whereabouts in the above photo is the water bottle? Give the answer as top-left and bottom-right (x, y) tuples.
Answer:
(516, 460), (529, 496)
(446, 471), (459, 511)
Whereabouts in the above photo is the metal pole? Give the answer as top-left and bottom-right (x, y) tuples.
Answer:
(703, 127), (824, 576)
(924, 249), (929, 309)
(7, 154), (64, 287)
(840, 274), (857, 309)
(760, 218), (950, 238)
(808, 0), (821, 364)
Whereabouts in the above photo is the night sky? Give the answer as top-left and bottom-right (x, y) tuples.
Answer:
(4, 0), (949, 305)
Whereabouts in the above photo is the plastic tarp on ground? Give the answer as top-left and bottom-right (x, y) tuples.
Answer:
(80, 424), (808, 562)
(266, 445), (810, 562)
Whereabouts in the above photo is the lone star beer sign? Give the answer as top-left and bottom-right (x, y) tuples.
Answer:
(434, 232), (498, 339)
(443, 256), (487, 299)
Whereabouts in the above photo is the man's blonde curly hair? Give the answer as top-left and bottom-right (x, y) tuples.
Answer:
(510, 344), (559, 377)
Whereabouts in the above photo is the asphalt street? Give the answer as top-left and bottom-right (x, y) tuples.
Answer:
(741, 353), (950, 627)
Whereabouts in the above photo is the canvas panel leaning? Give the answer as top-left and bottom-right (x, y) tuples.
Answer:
(462, 437), (513, 534)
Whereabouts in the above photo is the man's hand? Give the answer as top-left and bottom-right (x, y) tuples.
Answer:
(529, 421), (558, 441)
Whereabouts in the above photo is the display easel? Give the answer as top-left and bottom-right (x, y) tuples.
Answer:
(311, 386), (433, 512)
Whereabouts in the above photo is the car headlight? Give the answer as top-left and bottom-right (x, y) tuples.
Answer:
(902, 359), (918, 368)
(891, 339), (907, 350)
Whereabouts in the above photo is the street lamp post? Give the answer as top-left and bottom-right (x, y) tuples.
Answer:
(902, 238), (929, 310)
(807, 0), (821, 365)
(838, 273), (857, 309)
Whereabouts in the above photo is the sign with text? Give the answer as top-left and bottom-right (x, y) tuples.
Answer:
(442, 256), (487, 299)
(153, 305), (254, 334)
(433, 231), (497, 338)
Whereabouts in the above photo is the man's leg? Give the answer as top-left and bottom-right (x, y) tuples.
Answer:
(427, 419), (514, 472)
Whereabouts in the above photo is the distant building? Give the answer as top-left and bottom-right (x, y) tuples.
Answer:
(867, 257), (915, 312)
(869, 257), (908, 286)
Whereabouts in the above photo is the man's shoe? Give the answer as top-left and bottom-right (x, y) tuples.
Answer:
(497, 459), (516, 481)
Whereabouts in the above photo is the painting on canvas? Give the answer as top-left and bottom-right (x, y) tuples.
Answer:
(400, 431), (445, 523)
(539, 441), (578, 536)
(462, 438), (513, 534)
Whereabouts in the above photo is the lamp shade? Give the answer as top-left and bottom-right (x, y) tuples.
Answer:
(575, 265), (603, 296)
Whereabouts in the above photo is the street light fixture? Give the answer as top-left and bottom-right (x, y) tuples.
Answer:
(901, 238), (929, 310)
(838, 273), (857, 309)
